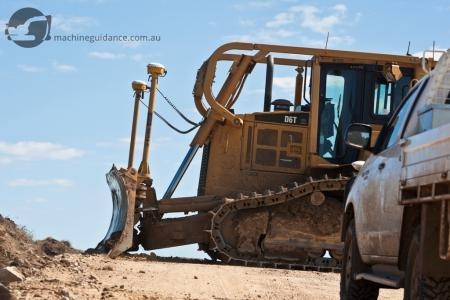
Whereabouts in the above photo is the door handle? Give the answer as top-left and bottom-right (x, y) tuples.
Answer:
(378, 162), (385, 170)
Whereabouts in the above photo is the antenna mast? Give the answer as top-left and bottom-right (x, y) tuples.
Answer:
(325, 32), (330, 49)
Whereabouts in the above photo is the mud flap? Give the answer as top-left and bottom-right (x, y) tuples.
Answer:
(95, 165), (137, 258)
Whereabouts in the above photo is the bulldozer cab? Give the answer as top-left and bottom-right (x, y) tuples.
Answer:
(194, 43), (422, 197)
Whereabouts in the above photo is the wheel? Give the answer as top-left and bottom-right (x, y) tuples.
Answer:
(340, 219), (379, 300)
(404, 229), (450, 300)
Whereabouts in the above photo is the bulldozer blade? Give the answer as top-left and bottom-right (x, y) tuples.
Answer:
(95, 165), (137, 258)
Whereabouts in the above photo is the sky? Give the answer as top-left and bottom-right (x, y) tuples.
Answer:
(0, 0), (449, 259)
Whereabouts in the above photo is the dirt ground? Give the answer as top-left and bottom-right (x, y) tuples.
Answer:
(10, 254), (404, 300)
(1, 215), (404, 299)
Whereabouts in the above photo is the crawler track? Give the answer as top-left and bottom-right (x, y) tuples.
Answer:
(210, 176), (349, 273)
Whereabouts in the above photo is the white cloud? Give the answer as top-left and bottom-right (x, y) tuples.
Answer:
(327, 35), (355, 47)
(224, 29), (297, 44)
(118, 136), (173, 153)
(333, 4), (347, 14)
(266, 12), (294, 28)
(18, 63), (78, 74)
(120, 40), (142, 49)
(273, 77), (296, 90)
(242, 88), (265, 96)
(265, 29), (298, 38)
(70, 0), (112, 3)
(52, 15), (96, 33)
(8, 178), (74, 188)
(130, 54), (144, 62)
(326, 75), (345, 87)
(290, 4), (346, 34)
(233, 1), (273, 11)
(89, 51), (125, 60)
(18, 64), (44, 73)
(0, 141), (84, 162)
(227, 3), (353, 46)
(413, 48), (446, 59)
(53, 62), (77, 72)
(223, 34), (253, 43)
(249, 1), (273, 8)
(0, 158), (12, 165)
(89, 52), (154, 62)
(0, 19), (6, 32)
(31, 197), (48, 203)
(94, 141), (114, 148)
(239, 20), (255, 27)
(118, 136), (144, 145)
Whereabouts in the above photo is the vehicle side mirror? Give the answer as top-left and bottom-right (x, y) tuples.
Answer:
(345, 123), (372, 150)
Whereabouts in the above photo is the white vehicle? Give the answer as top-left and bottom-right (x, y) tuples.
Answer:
(341, 49), (450, 299)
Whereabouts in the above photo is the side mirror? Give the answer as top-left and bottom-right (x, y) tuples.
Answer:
(345, 123), (372, 150)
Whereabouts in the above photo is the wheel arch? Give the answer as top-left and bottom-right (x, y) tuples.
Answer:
(398, 205), (421, 271)
(342, 203), (355, 242)
(342, 176), (357, 242)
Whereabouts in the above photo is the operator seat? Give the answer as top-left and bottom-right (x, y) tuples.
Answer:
(271, 99), (293, 111)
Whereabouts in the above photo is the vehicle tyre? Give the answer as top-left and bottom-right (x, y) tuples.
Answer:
(404, 229), (450, 300)
(340, 219), (379, 300)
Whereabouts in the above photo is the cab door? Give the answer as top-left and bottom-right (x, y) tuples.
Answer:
(317, 64), (413, 165)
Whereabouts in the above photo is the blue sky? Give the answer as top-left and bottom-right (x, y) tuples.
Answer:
(1, 0), (449, 258)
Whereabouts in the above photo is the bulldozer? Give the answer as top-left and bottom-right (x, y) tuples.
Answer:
(96, 42), (436, 271)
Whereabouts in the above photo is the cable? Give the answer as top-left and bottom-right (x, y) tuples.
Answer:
(227, 72), (249, 108)
(156, 88), (199, 126)
(154, 110), (200, 134)
(134, 93), (201, 134)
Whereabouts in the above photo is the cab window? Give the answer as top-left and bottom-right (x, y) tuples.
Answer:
(319, 73), (345, 158)
(373, 79), (393, 116)
(380, 77), (429, 149)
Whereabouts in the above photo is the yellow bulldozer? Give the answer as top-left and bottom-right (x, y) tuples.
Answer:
(96, 42), (436, 271)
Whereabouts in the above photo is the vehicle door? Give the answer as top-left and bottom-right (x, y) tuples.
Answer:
(354, 78), (428, 261)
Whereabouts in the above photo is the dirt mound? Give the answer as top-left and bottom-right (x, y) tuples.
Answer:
(0, 215), (38, 270)
(0, 214), (78, 276)
(38, 237), (78, 257)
